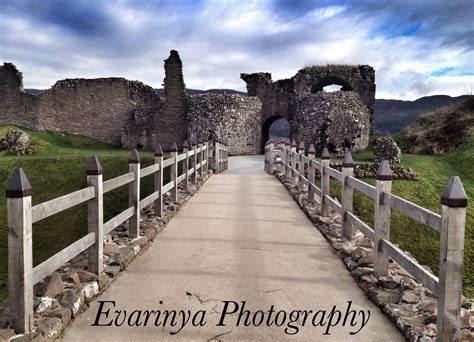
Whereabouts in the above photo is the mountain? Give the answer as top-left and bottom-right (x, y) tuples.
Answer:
(374, 95), (470, 133)
(23, 88), (43, 95)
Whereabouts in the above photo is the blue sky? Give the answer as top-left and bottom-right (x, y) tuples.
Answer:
(0, 0), (472, 99)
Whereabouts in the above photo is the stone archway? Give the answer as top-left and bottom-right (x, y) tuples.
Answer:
(261, 116), (290, 153)
(311, 75), (353, 93)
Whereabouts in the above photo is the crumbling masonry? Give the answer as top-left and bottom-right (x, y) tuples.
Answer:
(0, 50), (375, 155)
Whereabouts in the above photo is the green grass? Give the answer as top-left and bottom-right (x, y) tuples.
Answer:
(0, 126), (172, 300)
(326, 133), (474, 298)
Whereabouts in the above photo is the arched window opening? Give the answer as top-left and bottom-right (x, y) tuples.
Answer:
(311, 76), (353, 94)
(323, 84), (343, 93)
(261, 116), (290, 152)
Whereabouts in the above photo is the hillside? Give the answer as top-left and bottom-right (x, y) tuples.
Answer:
(375, 95), (470, 133)
(405, 97), (474, 154)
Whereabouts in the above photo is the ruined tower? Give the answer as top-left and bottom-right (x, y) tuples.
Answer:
(158, 50), (187, 148)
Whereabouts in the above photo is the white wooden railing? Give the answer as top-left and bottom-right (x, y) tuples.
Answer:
(265, 139), (467, 341)
(5, 139), (229, 333)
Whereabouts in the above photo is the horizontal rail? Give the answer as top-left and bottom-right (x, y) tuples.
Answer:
(162, 157), (175, 168)
(310, 183), (321, 197)
(346, 212), (374, 241)
(177, 173), (186, 183)
(187, 167), (195, 176)
(384, 193), (441, 232)
(346, 176), (376, 199)
(140, 164), (160, 178)
(103, 207), (135, 235)
(103, 172), (135, 194)
(162, 181), (174, 194)
(325, 167), (343, 181)
(32, 232), (95, 285)
(380, 239), (439, 294)
(32, 187), (95, 223)
(324, 194), (343, 215)
(139, 191), (160, 210)
(177, 153), (187, 162)
(310, 159), (321, 168)
(188, 150), (195, 156)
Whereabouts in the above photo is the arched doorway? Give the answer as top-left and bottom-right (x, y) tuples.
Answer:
(261, 116), (290, 153)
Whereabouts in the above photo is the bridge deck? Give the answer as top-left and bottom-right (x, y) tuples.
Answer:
(61, 155), (402, 341)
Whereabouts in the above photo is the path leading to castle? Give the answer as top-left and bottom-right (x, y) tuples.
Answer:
(61, 155), (402, 341)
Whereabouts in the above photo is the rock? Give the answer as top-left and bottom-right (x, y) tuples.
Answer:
(34, 272), (64, 298)
(0, 329), (15, 341)
(132, 236), (149, 249)
(460, 308), (471, 329)
(359, 274), (378, 292)
(369, 288), (401, 307)
(81, 282), (99, 303)
(36, 317), (63, 340)
(109, 247), (137, 270)
(401, 289), (420, 304)
(0, 130), (34, 155)
(374, 136), (401, 163)
(98, 274), (110, 290)
(104, 265), (121, 278)
(59, 288), (85, 318)
(458, 328), (474, 341)
(76, 270), (100, 283)
(62, 270), (81, 285)
(352, 267), (373, 281)
(357, 251), (374, 267)
(48, 307), (72, 327)
(34, 296), (57, 314)
(400, 276), (419, 291)
(378, 274), (401, 290)
(341, 244), (356, 257)
(103, 243), (120, 254)
(352, 246), (367, 261)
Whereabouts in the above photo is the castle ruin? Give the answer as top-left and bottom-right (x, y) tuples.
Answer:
(0, 50), (375, 154)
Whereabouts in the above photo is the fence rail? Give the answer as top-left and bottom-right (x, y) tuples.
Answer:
(5, 139), (229, 333)
(265, 139), (467, 341)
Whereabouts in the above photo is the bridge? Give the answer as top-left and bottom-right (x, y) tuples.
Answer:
(3, 141), (468, 341)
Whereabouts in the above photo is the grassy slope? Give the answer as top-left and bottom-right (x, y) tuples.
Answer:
(0, 126), (171, 300)
(328, 132), (473, 298)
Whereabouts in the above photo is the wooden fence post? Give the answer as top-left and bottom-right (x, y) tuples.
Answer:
(198, 139), (203, 179)
(204, 139), (209, 175)
(285, 139), (291, 177)
(6, 168), (33, 333)
(290, 139), (297, 184)
(183, 140), (189, 191)
(341, 152), (354, 240)
(192, 140), (198, 180)
(268, 139), (274, 174)
(154, 145), (163, 217)
(320, 147), (330, 216)
(374, 160), (392, 277)
(298, 141), (305, 192)
(308, 144), (316, 202)
(86, 156), (104, 274)
(170, 142), (178, 201)
(213, 140), (219, 174)
(437, 176), (467, 341)
(128, 149), (141, 238)
(264, 141), (269, 173)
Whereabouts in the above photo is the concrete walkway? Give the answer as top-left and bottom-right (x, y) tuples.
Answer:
(61, 156), (403, 341)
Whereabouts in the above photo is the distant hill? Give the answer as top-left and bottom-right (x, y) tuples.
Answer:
(375, 95), (470, 133)
(24, 88), (43, 95)
(405, 97), (474, 154)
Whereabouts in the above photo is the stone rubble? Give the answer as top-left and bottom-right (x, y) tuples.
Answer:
(0, 171), (212, 341)
(0, 130), (36, 155)
(374, 136), (402, 163)
(276, 172), (473, 341)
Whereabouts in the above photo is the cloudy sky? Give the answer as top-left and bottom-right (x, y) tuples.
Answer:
(0, 0), (472, 99)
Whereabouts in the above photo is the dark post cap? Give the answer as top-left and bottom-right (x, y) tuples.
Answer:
(441, 176), (468, 207)
(183, 140), (190, 149)
(129, 149), (140, 163)
(6, 168), (32, 198)
(269, 137), (274, 144)
(342, 152), (355, 168)
(285, 138), (291, 146)
(170, 142), (178, 152)
(191, 139), (197, 146)
(154, 145), (163, 157)
(321, 147), (330, 160)
(298, 141), (305, 151)
(203, 137), (209, 143)
(197, 138), (203, 145)
(86, 155), (103, 175)
(291, 139), (297, 147)
(308, 144), (316, 154)
(376, 160), (392, 181)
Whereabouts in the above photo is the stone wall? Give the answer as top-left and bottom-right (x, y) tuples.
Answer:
(293, 91), (370, 153)
(187, 94), (262, 155)
(0, 63), (38, 129)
